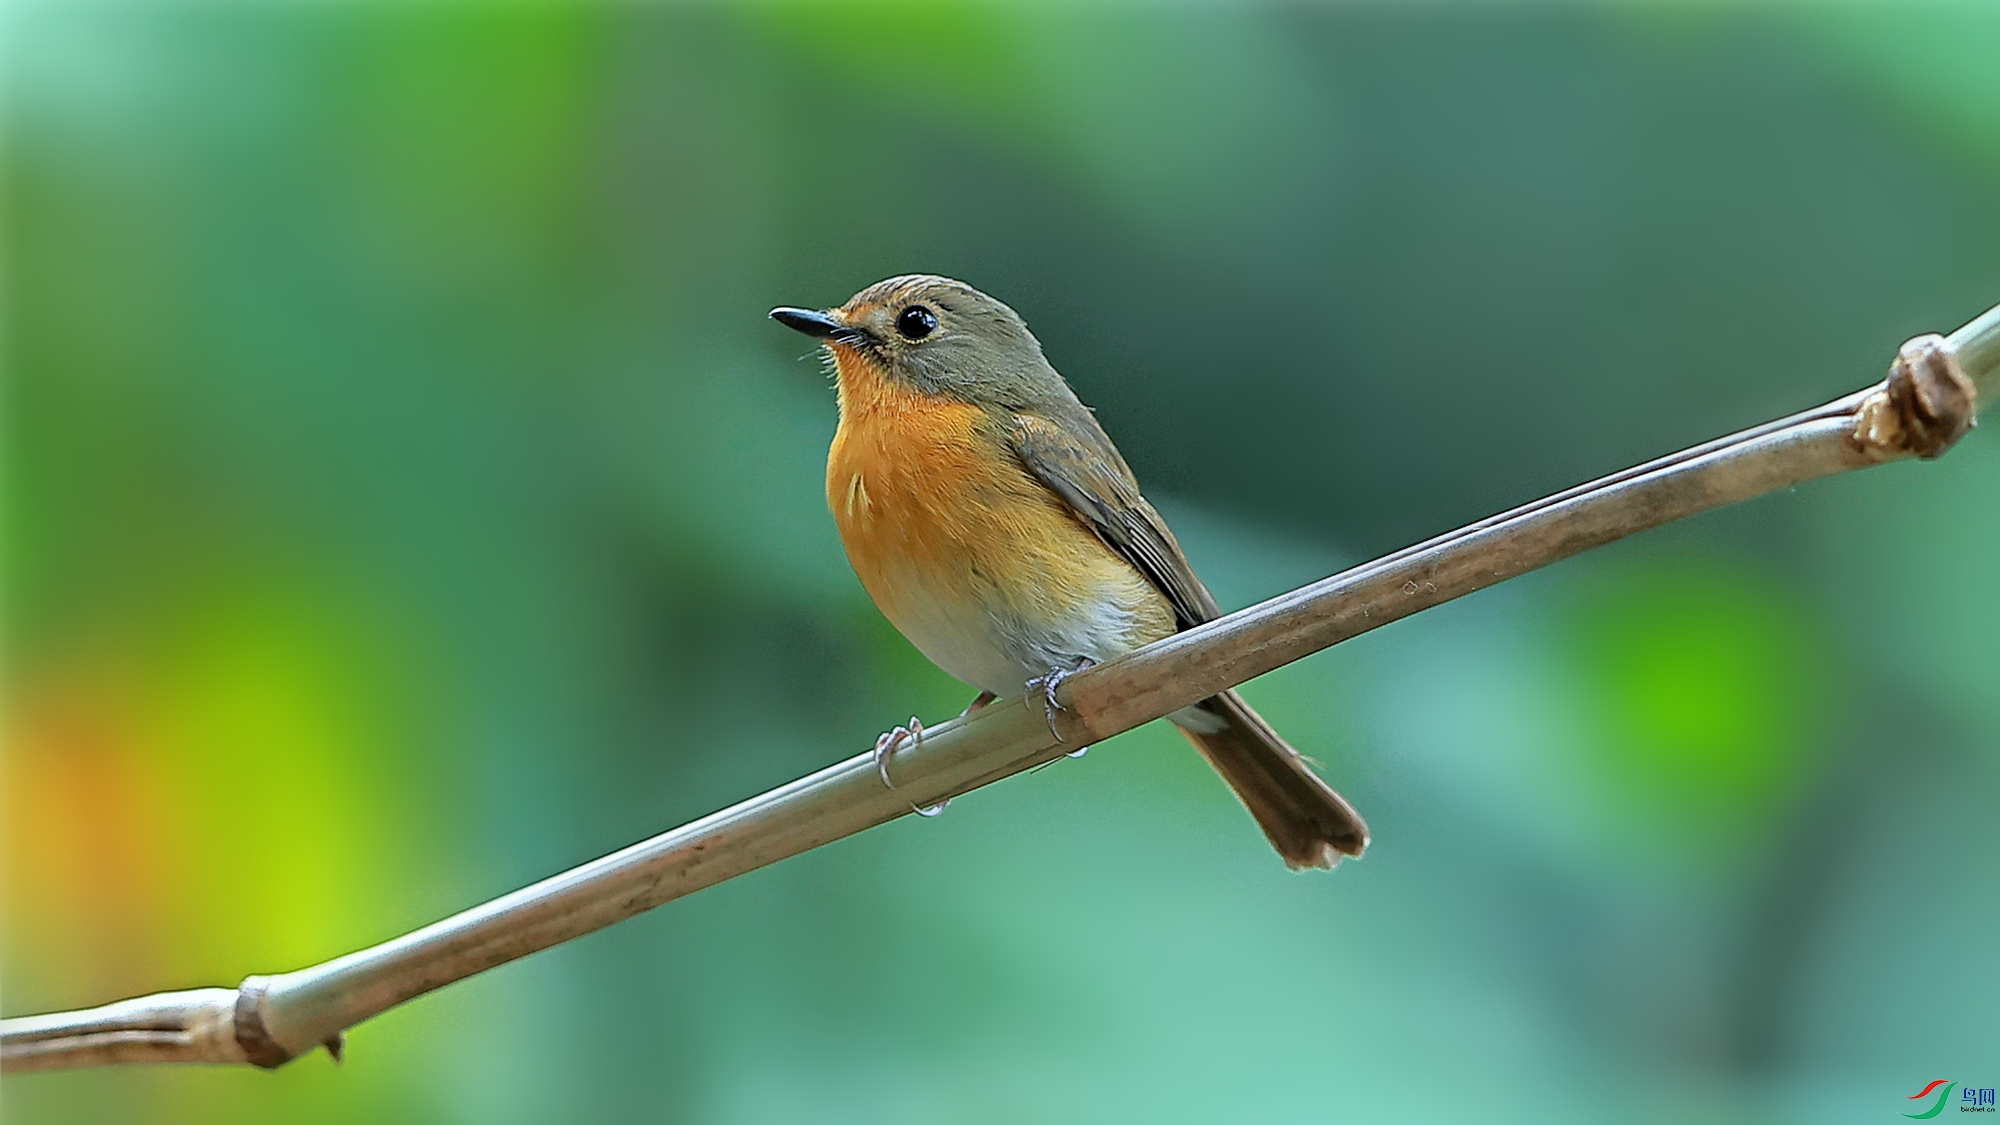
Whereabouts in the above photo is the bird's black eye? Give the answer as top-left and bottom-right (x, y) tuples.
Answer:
(896, 305), (937, 340)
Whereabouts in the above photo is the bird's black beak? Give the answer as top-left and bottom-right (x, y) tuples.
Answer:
(770, 307), (846, 339)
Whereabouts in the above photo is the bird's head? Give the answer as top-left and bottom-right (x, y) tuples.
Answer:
(771, 274), (1058, 408)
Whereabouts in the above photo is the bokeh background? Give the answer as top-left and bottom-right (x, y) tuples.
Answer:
(6, 2), (1999, 1122)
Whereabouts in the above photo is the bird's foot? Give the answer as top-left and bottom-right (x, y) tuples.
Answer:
(960, 691), (998, 719)
(1025, 660), (1093, 741)
(873, 716), (923, 789)
(873, 716), (949, 818)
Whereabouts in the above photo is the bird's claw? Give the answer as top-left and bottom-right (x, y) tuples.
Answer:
(873, 717), (949, 817)
(873, 716), (923, 789)
(1025, 662), (1091, 741)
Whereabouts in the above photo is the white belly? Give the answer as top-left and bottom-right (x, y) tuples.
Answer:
(875, 558), (1173, 698)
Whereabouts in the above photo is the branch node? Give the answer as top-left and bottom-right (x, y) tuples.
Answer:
(1852, 334), (1976, 460)
(232, 976), (295, 1070)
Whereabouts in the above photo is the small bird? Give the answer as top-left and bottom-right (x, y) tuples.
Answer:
(772, 275), (1367, 869)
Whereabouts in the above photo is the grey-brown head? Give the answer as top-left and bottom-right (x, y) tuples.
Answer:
(771, 275), (1073, 410)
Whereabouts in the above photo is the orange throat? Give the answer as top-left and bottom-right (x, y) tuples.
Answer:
(824, 344), (998, 578)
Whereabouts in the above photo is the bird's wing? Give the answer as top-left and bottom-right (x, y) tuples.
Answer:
(1008, 408), (1222, 630)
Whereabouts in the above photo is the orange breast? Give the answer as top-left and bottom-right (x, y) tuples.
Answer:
(825, 349), (1174, 694)
(826, 374), (1061, 615)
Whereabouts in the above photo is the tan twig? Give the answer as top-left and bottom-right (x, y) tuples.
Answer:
(6, 303), (1996, 1075)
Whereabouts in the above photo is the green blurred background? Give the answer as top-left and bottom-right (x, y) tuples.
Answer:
(5, 2), (1998, 1122)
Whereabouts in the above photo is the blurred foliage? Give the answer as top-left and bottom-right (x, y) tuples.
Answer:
(4, 2), (1998, 1123)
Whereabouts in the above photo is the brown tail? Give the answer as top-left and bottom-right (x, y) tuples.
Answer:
(1174, 689), (1369, 870)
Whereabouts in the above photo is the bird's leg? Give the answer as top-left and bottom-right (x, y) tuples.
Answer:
(960, 691), (998, 718)
(1025, 659), (1094, 743)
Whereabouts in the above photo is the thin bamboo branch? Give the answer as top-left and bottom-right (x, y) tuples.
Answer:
(5, 306), (1995, 1075)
